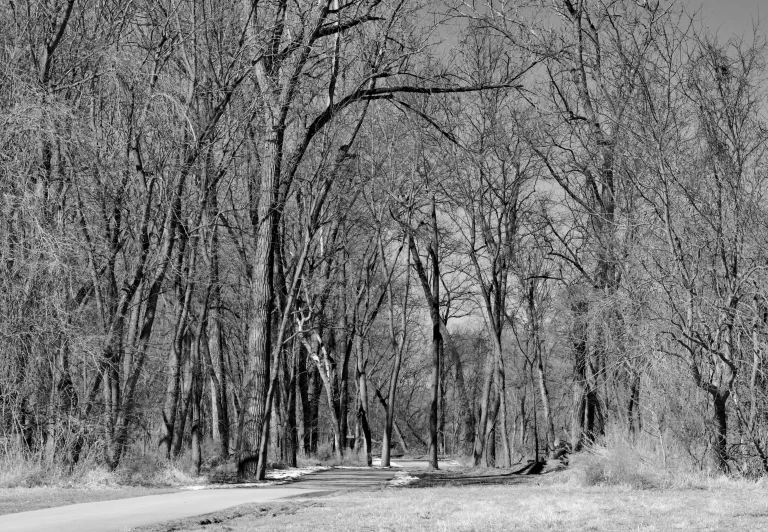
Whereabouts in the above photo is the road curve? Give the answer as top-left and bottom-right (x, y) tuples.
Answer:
(0, 459), (455, 531)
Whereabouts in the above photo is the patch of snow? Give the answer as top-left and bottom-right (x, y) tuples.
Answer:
(181, 481), (281, 490)
(333, 465), (396, 470)
(181, 466), (328, 490)
(265, 465), (328, 480)
(372, 459), (401, 468)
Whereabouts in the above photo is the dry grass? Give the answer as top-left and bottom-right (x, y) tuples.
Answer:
(0, 444), (213, 490)
(295, 445), (368, 468)
(133, 481), (768, 531)
(555, 430), (768, 491)
(0, 449), (199, 515)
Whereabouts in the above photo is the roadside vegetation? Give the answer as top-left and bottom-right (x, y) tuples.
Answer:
(136, 484), (768, 532)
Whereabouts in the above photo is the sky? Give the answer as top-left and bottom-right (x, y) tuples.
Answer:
(688, 0), (764, 40)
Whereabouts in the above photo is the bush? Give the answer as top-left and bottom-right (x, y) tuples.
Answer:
(296, 444), (366, 467)
(557, 428), (763, 490)
(572, 443), (659, 489)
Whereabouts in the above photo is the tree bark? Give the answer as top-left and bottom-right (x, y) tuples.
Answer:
(713, 392), (730, 473)
(237, 127), (280, 478)
(427, 198), (441, 471)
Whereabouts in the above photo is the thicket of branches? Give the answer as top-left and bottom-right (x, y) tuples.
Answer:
(2, 0), (768, 479)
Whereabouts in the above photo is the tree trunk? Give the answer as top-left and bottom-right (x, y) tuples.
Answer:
(409, 231), (474, 459)
(440, 322), (474, 457)
(356, 334), (372, 466)
(336, 269), (352, 450)
(570, 298), (588, 451)
(438, 342), (446, 455)
(309, 330), (343, 461)
(427, 198), (441, 471)
(381, 336), (404, 467)
(627, 370), (641, 440)
(713, 392), (729, 473)
(494, 342), (511, 468)
(206, 191), (229, 460)
(281, 337), (298, 467)
(190, 309), (207, 476)
(484, 384), (500, 467)
(237, 130), (280, 478)
(474, 349), (495, 465)
(173, 332), (194, 459)
(307, 362), (321, 454)
(162, 227), (199, 460)
(298, 348), (319, 455)
(374, 387), (409, 454)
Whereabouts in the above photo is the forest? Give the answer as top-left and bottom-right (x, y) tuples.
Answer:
(2, 0), (767, 482)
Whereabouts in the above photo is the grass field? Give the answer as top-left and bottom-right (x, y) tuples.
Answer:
(133, 481), (768, 532)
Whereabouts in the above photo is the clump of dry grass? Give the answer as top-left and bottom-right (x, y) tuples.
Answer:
(551, 428), (768, 491)
(0, 448), (106, 489)
(296, 444), (367, 468)
(565, 441), (660, 489)
(0, 445), (206, 489)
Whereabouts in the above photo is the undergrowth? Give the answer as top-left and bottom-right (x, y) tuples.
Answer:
(0, 437), (365, 488)
(0, 446), (206, 489)
(552, 429), (768, 491)
(296, 442), (367, 467)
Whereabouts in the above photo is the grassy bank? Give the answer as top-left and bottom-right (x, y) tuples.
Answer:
(134, 481), (768, 532)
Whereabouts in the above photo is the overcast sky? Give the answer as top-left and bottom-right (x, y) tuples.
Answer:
(689, 0), (764, 40)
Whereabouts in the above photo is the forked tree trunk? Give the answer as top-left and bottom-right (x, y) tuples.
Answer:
(474, 351), (495, 465)
(381, 238), (410, 467)
(306, 326), (343, 461)
(374, 387), (409, 454)
(484, 384), (500, 467)
(409, 227), (475, 460)
(494, 343), (511, 468)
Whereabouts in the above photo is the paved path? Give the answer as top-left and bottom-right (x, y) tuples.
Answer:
(292, 467), (400, 489)
(0, 487), (321, 532)
(0, 459), (457, 531)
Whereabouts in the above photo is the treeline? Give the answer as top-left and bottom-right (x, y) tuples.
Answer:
(2, 0), (768, 479)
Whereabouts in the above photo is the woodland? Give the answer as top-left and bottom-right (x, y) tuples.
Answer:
(2, 0), (768, 482)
